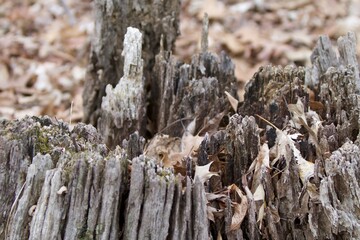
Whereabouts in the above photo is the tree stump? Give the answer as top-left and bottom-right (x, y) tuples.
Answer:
(2, 1), (360, 239)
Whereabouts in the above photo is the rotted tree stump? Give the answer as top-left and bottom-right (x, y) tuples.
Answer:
(2, 32), (360, 239)
(2, 0), (360, 238)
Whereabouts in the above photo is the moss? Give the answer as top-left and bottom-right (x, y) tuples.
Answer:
(78, 222), (94, 240)
(35, 127), (51, 154)
(78, 231), (94, 240)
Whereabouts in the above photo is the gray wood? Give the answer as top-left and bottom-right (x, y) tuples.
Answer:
(2, 12), (360, 240)
(98, 27), (146, 148)
(151, 46), (237, 137)
(83, 0), (180, 126)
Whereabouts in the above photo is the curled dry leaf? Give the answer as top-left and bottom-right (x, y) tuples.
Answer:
(274, 129), (315, 184)
(296, 155), (315, 184)
(194, 161), (219, 184)
(288, 98), (322, 154)
(144, 134), (181, 167)
(206, 192), (226, 222)
(206, 192), (227, 202)
(252, 183), (266, 226)
(228, 184), (248, 231)
(288, 97), (308, 129)
(257, 115), (315, 184)
(248, 143), (270, 193)
(57, 186), (68, 195)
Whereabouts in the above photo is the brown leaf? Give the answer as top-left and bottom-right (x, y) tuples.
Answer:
(198, 110), (226, 135)
(309, 100), (325, 112)
(248, 143), (270, 193)
(272, 129), (315, 184)
(228, 184), (248, 231)
(225, 91), (238, 112)
(288, 97), (308, 129)
(144, 134), (181, 166)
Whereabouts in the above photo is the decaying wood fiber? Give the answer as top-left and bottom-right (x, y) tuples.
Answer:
(98, 27), (146, 148)
(83, 0), (180, 126)
(0, 118), (208, 240)
(2, 22), (360, 240)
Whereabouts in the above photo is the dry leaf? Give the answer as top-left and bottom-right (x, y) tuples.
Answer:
(273, 129), (315, 184)
(257, 202), (265, 226)
(231, 202), (247, 231)
(288, 97), (308, 129)
(144, 134), (181, 166)
(194, 161), (219, 183)
(181, 132), (204, 156)
(206, 192), (227, 202)
(225, 91), (238, 112)
(288, 98), (322, 154)
(186, 117), (197, 136)
(307, 109), (322, 148)
(296, 154), (315, 184)
(309, 100), (325, 112)
(198, 111), (226, 135)
(228, 184), (248, 231)
(253, 184), (265, 202)
(248, 143), (270, 193)
(220, 33), (245, 54)
(207, 205), (221, 222)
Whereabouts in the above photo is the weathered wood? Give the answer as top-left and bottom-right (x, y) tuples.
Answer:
(0, 117), (210, 240)
(309, 32), (360, 91)
(151, 43), (237, 137)
(3, 13), (360, 240)
(83, 0), (180, 126)
(98, 27), (146, 147)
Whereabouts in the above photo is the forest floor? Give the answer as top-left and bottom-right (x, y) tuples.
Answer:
(1, 0), (360, 123)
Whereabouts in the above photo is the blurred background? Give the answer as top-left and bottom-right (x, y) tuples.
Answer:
(1, 0), (360, 123)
